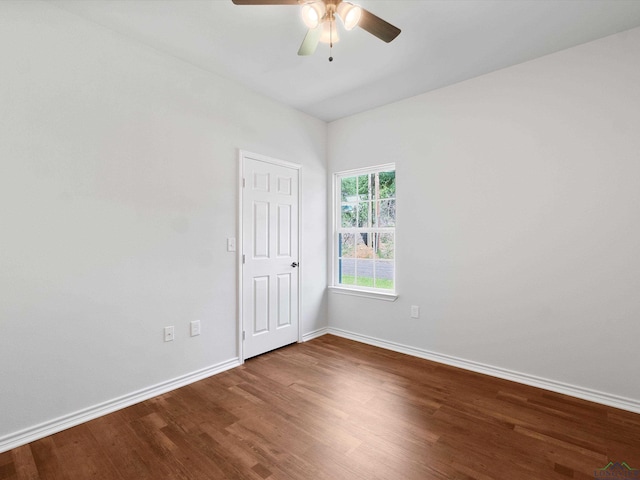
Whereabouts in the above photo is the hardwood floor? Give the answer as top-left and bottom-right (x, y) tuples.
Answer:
(2, 334), (639, 479)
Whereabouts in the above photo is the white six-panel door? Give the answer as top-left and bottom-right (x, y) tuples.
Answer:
(241, 152), (300, 360)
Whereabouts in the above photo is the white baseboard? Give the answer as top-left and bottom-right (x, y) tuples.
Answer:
(302, 327), (329, 342)
(327, 327), (640, 415)
(0, 357), (241, 454)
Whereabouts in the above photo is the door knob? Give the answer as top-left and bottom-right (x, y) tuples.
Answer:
(291, 262), (299, 268)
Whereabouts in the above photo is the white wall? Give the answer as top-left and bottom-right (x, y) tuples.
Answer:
(328, 27), (640, 405)
(0, 1), (327, 445)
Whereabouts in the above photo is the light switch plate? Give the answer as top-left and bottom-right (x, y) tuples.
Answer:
(227, 237), (236, 252)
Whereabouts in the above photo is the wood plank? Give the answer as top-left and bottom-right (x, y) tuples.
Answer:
(10, 445), (39, 480)
(0, 450), (17, 480)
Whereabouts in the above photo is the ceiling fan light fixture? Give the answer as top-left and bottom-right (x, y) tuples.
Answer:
(336, 2), (362, 30)
(301, 2), (326, 29)
(319, 20), (339, 44)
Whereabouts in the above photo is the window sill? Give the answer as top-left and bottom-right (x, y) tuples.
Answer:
(328, 286), (398, 302)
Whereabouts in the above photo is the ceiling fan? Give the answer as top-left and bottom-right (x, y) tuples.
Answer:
(231, 0), (401, 61)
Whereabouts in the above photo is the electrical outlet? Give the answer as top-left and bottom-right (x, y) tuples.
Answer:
(190, 320), (201, 337)
(164, 326), (175, 342)
(410, 305), (420, 319)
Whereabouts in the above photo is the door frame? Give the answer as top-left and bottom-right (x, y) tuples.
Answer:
(237, 150), (303, 363)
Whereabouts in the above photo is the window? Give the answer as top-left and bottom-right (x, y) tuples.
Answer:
(334, 164), (396, 295)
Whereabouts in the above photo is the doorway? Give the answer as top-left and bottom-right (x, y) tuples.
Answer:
(239, 151), (301, 360)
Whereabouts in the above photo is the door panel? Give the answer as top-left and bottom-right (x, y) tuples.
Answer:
(277, 273), (292, 327)
(253, 202), (269, 258)
(277, 204), (291, 256)
(253, 276), (270, 334)
(242, 153), (300, 359)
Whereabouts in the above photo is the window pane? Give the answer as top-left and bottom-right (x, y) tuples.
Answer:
(371, 202), (377, 227)
(370, 174), (377, 201)
(374, 233), (394, 259)
(339, 258), (356, 285)
(358, 174), (370, 200)
(339, 233), (355, 258)
(341, 177), (357, 202)
(374, 261), (394, 290)
(356, 233), (373, 258)
(357, 202), (370, 228)
(379, 171), (395, 199)
(378, 199), (396, 227)
(356, 260), (374, 287)
(341, 203), (356, 227)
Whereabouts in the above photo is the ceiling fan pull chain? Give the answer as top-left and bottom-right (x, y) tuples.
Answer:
(329, 19), (334, 62)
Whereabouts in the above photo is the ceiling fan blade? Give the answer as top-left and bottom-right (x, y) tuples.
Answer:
(231, 0), (299, 5)
(298, 26), (322, 56)
(358, 8), (401, 43)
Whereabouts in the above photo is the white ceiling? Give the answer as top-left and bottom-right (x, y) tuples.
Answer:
(49, 0), (640, 122)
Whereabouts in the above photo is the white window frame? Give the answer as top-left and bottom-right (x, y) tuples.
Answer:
(329, 164), (398, 302)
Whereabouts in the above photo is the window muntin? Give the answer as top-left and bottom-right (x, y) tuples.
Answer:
(335, 165), (395, 292)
